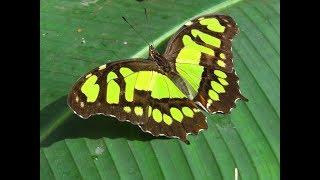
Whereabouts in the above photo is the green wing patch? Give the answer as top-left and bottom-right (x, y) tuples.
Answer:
(68, 59), (207, 142)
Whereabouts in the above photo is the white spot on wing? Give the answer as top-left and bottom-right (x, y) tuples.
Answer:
(85, 73), (92, 78)
(80, 102), (84, 108)
(206, 99), (213, 109)
(185, 21), (193, 26)
(99, 64), (106, 70)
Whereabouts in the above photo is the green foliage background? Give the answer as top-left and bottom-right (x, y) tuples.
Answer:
(40, 0), (280, 179)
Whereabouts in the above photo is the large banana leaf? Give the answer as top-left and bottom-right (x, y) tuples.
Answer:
(40, 0), (280, 179)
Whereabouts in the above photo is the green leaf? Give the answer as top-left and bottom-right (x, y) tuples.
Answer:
(40, 0), (280, 179)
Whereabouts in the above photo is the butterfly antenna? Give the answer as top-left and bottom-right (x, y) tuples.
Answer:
(122, 16), (150, 47)
(144, 8), (148, 24)
(144, 8), (154, 46)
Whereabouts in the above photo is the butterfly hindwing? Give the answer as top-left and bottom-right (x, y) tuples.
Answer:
(139, 98), (207, 143)
(194, 67), (246, 113)
(163, 14), (247, 114)
(68, 59), (207, 142)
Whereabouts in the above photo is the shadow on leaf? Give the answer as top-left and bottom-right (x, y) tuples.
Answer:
(40, 95), (169, 147)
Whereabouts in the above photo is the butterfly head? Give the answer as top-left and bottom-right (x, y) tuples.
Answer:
(149, 45), (173, 73)
(149, 45), (160, 60)
(149, 45), (155, 53)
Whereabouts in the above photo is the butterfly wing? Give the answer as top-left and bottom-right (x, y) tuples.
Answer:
(163, 14), (247, 114)
(68, 59), (207, 142)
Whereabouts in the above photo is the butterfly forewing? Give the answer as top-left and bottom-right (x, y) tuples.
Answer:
(163, 14), (247, 114)
(68, 59), (207, 142)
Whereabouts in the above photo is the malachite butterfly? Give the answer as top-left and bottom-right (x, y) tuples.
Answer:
(68, 14), (248, 144)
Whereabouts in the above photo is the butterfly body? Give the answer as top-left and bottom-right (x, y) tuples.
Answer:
(149, 45), (172, 73)
(68, 14), (247, 143)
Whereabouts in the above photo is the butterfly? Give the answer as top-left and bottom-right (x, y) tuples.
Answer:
(68, 14), (247, 144)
